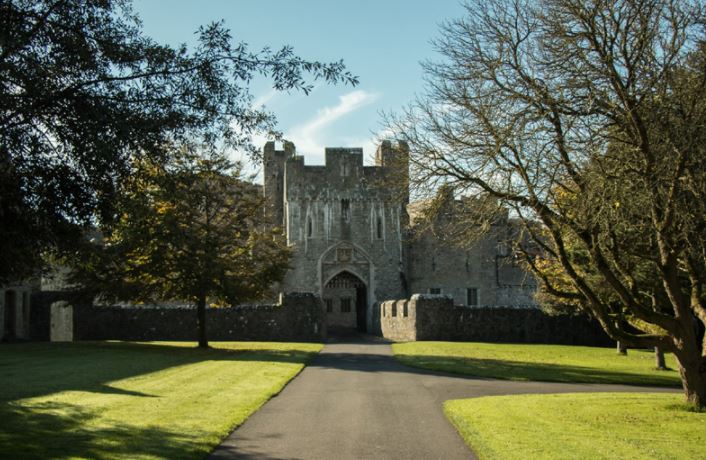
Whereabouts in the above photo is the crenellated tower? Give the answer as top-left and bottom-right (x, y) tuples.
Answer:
(374, 139), (409, 205)
(263, 140), (295, 228)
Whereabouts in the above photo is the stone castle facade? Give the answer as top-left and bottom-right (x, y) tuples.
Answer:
(0, 140), (537, 342)
(263, 140), (536, 333)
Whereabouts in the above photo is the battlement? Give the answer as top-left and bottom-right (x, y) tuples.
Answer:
(263, 140), (296, 159)
(264, 140), (410, 227)
(275, 141), (408, 178)
(375, 139), (409, 167)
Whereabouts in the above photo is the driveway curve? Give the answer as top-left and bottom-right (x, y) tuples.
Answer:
(209, 337), (677, 460)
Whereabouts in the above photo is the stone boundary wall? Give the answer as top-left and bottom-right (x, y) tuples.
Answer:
(381, 294), (613, 346)
(30, 292), (325, 342)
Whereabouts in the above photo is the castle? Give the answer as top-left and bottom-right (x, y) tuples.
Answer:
(0, 140), (538, 342)
(263, 140), (537, 334)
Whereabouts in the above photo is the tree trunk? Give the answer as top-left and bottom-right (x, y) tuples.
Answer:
(617, 341), (628, 355)
(197, 295), (208, 348)
(675, 348), (706, 410)
(655, 346), (667, 370)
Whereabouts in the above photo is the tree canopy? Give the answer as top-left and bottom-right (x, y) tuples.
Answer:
(0, 0), (356, 283)
(385, 0), (706, 409)
(70, 148), (291, 347)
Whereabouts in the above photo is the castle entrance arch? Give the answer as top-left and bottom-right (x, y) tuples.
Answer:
(319, 242), (375, 333)
(322, 271), (367, 332)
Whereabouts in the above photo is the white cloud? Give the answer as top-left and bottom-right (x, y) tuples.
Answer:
(252, 88), (279, 108)
(286, 90), (379, 162)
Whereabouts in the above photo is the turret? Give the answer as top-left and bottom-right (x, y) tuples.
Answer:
(263, 140), (295, 228)
(375, 139), (409, 204)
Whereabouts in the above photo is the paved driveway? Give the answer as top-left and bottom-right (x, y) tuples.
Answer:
(209, 337), (677, 460)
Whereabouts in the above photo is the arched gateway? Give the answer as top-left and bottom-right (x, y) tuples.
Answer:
(318, 241), (374, 333)
(322, 271), (368, 332)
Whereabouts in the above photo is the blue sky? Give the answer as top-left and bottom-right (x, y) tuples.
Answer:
(133, 0), (467, 166)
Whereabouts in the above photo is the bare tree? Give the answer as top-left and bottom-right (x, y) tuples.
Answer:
(385, 0), (706, 408)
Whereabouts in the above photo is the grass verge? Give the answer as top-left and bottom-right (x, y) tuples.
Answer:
(445, 392), (705, 460)
(0, 341), (322, 460)
(393, 342), (681, 386)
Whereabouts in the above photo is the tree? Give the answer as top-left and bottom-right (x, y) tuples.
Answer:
(70, 147), (291, 347)
(384, 0), (706, 408)
(0, 0), (356, 284)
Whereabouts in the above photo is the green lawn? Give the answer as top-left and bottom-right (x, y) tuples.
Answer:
(393, 342), (681, 386)
(0, 341), (322, 460)
(445, 392), (706, 460)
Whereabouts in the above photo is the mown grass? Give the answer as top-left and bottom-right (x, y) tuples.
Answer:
(445, 392), (706, 460)
(0, 341), (322, 460)
(393, 342), (681, 386)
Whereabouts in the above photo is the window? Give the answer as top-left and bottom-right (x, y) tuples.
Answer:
(403, 302), (408, 317)
(325, 299), (333, 313)
(376, 217), (383, 239)
(431, 257), (436, 271)
(467, 288), (478, 306)
(429, 288), (441, 295)
(340, 298), (352, 313)
(341, 199), (350, 221)
(307, 216), (313, 238)
(391, 302), (397, 317)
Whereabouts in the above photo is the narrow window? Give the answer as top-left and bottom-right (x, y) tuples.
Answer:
(341, 199), (350, 222)
(431, 257), (436, 272)
(307, 216), (313, 238)
(325, 299), (333, 313)
(391, 303), (397, 317)
(376, 216), (383, 239)
(403, 302), (408, 317)
(467, 288), (478, 306)
(429, 288), (441, 295)
(340, 298), (352, 313)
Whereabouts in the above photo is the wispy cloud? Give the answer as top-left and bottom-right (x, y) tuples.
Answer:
(252, 88), (279, 108)
(287, 90), (380, 160)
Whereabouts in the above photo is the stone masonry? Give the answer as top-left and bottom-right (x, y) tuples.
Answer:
(264, 140), (537, 334)
(381, 294), (611, 346)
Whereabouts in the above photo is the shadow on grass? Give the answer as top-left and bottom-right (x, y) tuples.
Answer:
(0, 341), (318, 403)
(0, 401), (208, 460)
(394, 354), (681, 387)
(304, 349), (678, 388)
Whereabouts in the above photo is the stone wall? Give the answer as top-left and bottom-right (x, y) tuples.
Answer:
(407, 218), (537, 308)
(381, 294), (612, 346)
(29, 292), (325, 342)
(380, 298), (417, 342)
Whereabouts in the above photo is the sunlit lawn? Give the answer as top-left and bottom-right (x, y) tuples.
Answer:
(445, 392), (706, 460)
(393, 342), (681, 386)
(0, 341), (322, 460)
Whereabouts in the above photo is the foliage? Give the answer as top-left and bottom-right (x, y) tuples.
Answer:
(393, 342), (680, 386)
(445, 393), (706, 460)
(0, 341), (322, 459)
(69, 147), (291, 346)
(0, 0), (357, 283)
(385, 0), (706, 408)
